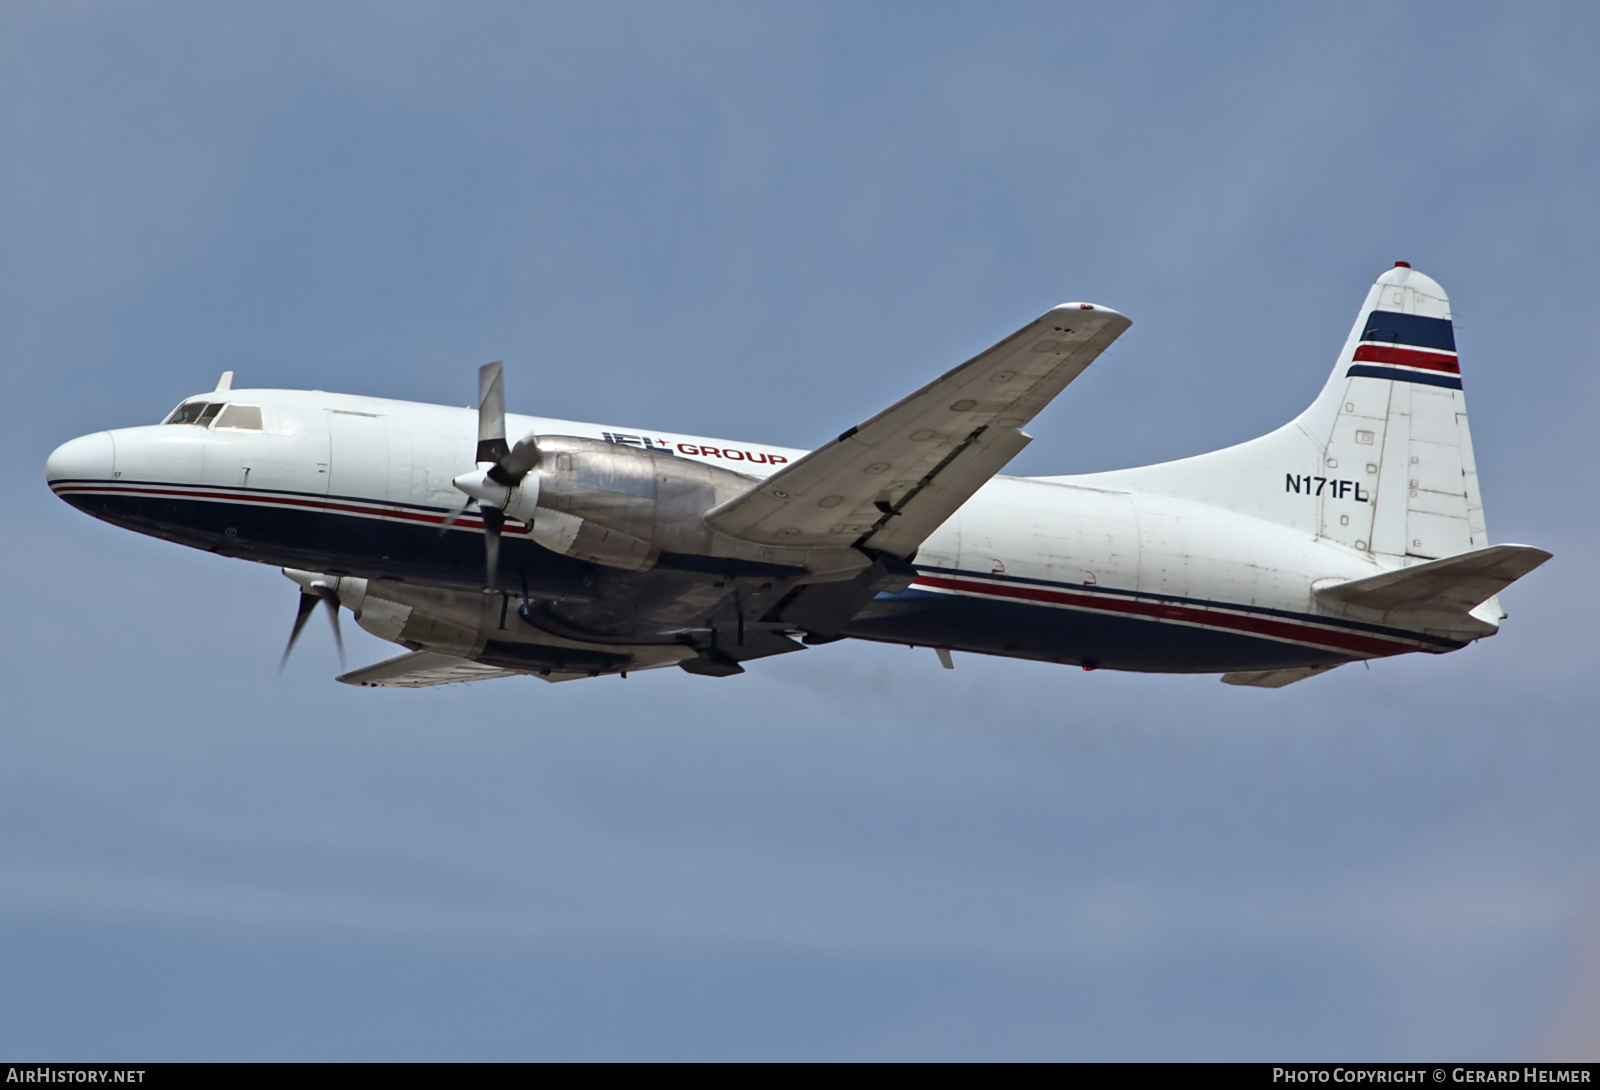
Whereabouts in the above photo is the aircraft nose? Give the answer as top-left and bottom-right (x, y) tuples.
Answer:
(46, 431), (115, 490)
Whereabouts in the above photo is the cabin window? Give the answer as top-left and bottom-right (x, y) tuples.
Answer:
(213, 404), (264, 431)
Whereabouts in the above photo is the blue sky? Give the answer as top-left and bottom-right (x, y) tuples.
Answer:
(2, 1), (1597, 1060)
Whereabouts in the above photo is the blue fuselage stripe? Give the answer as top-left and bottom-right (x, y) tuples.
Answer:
(50, 480), (1458, 673)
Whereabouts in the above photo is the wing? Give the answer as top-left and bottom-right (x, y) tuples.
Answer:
(705, 303), (1131, 558)
(337, 651), (525, 688)
(1221, 665), (1341, 688)
(337, 647), (692, 687)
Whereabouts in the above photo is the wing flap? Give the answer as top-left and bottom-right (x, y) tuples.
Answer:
(861, 425), (1031, 557)
(705, 303), (1130, 557)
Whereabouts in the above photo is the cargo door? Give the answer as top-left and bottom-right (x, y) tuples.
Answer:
(328, 410), (390, 502)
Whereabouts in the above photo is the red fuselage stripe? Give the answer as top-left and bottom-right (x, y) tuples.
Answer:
(48, 482), (529, 534)
(54, 480), (1423, 656)
(912, 575), (1420, 656)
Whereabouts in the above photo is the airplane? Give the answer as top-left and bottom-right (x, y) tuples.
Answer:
(44, 264), (1549, 690)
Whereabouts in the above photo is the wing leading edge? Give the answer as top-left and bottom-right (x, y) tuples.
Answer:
(705, 303), (1130, 559)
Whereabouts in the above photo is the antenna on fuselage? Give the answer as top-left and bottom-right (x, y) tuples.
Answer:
(215, 371), (234, 392)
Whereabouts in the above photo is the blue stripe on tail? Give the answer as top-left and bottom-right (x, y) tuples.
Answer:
(1345, 363), (1463, 389)
(1360, 310), (1456, 352)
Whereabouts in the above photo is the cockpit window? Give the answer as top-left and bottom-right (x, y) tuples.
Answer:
(213, 404), (263, 431)
(163, 400), (265, 430)
(164, 400), (213, 425)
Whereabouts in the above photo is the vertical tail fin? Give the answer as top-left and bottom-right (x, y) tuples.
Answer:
(1308, 264), (1486, 559)
(1070, 264), (1489, 562)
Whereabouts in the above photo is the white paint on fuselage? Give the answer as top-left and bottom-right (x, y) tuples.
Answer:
(105, 386), (1395, 625)
(51, 265), (1526, 677)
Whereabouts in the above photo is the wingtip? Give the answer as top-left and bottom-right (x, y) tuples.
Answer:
(1048, 302), (1129, 325)
(1499, 543), (1555, 567)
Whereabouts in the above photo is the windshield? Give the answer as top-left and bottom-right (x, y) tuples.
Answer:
(164, 400), (213, 425)
(162, 401), (262, 429)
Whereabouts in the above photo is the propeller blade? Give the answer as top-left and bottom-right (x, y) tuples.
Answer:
(316, 587), (346, 667)
(279, 590), (321, 671)
(488, 436), (541, 487)
(482, 505), (505, 590)
(438, 495), (476, 536)
(476, 361), (508, 465)
(461, 363), (525, 590)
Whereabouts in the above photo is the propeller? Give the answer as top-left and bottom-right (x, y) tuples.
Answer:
(449, 361), (542, 591)
(280, 579), (345, 670)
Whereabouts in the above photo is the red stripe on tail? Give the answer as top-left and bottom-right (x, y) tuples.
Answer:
(1352, 343), (1459, 373)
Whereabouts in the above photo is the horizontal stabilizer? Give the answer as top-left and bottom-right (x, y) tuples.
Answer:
(1315, 544), (1551, 614)
(1221, 665), (1341, 688)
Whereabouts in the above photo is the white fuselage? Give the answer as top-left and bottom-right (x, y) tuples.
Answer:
(45, 265), (1532, 683)
(48, 386), (1457, 674)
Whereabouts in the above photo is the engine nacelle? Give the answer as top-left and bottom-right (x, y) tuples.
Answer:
(505, 435), (852, 574)
(329, 574), (695, 676)
(459, 436), (869, 579)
